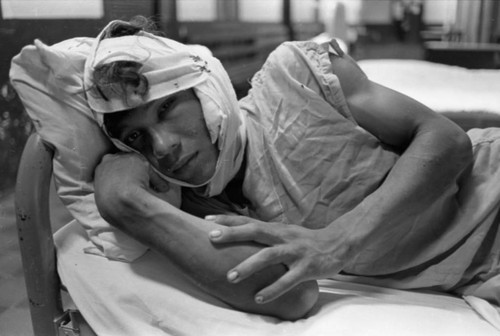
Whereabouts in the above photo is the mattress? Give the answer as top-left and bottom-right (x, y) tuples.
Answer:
(55, 220), (500, 336)
(358, 59), (500, 130)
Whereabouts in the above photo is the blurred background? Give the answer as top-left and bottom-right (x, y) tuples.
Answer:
(0, 0), (499, 335)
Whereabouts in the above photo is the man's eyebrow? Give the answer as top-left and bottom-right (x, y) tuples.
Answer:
(113, 112), (137, 140)
(113, 123), (129, 140)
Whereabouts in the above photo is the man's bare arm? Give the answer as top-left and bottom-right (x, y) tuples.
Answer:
(94, 154), (319, 320)
(328, 48), (473, 255)
(206, 44), (473, 303)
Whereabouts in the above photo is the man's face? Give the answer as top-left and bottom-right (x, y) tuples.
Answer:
(110, 89), (219, 185)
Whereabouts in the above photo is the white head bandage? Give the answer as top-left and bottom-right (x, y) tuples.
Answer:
(84, 20), (246, 196)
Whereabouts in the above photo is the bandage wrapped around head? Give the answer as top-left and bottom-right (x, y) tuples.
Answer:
(84, 20), (246, 196)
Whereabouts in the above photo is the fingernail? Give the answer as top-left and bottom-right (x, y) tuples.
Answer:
(255, 295), (264, 304)
(209, 230), (221, 239)
(205, 215), (216, 221)
(227, 270), (239, 282)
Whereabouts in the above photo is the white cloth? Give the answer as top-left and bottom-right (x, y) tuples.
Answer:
(55, 220), (500, 336)
(10, 37), (149, 262)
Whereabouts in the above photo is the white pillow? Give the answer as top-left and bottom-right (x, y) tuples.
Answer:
(10, 37), (148, 262)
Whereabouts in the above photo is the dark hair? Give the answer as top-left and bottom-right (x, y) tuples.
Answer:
(93, 61), (148, 103)
(93, 16), (162, 131)
(92, 16), (161, 106)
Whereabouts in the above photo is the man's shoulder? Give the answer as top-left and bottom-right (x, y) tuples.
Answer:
(248, 40), (330, 92)
(266, 40), (328, 70)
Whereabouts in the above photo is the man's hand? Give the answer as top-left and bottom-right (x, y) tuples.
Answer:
(207, 215), (348, 304)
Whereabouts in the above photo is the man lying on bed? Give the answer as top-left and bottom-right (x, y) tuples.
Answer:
(90, 18), (500, 320)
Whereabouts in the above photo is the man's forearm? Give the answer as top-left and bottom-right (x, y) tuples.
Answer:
(96, 183), (319, 320)
(331, 121), (473, 266)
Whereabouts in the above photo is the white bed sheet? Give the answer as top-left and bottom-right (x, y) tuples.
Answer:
(55, 221), (500, 336)
(358, 59), (500, 115)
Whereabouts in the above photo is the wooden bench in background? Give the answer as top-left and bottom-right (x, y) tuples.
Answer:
(180, 21), (324, 97)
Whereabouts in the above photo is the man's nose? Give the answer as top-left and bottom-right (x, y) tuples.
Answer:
(149, 126), (180, 159)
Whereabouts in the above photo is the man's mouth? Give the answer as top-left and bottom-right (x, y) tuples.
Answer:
(171, 152), (196, 173)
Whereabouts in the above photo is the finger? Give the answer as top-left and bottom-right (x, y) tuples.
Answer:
(209, 222), (281, 245)
(226, 247), (286, 284)
(209, 223), (261, 243)
(254, 266), (305, 304)
(205, 214), (251, 226)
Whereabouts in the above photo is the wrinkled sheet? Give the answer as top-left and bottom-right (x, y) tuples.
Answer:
(55, 221), (500, 336)
(240, 42), (500, 293)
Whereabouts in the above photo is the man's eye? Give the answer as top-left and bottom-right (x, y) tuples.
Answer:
(124, 131), (141, 145)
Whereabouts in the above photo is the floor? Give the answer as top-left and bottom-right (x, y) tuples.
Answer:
(0, 183), (71, 336)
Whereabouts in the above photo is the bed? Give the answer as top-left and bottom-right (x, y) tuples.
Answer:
(16, 131), (500, 336)
(358, 59), (500, 131)
(53, 219), (500, 336)
(11, 36), (500, 335)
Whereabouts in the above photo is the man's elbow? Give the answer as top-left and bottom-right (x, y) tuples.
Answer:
(228, 278), (319, 321)
(270, 280), (319, 321)
(95, 183), (147, 231)
(447, 122), (473, 175)
(428, 117), (473, 178)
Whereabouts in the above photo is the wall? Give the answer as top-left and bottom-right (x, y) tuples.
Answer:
(292, 0), (317, 23)
(328, 0), (458, 26)
(239, 0), (282, 22)
(358, 0), (391, 24)
(423, 0), (456, 25)
(1, 0), (104, 19)
(178, 0), (217, 21)
(328, 0), (362, 25)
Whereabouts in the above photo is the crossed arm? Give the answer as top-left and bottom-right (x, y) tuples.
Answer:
(207, 42), (474, 303)
(94, 154), (319, 320)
